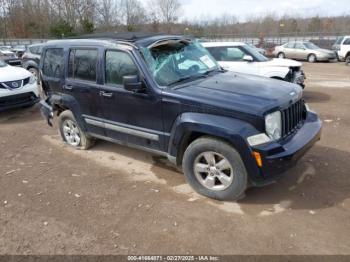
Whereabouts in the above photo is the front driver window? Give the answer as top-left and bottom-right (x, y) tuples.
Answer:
(207, 47), (245, 62)
(105, 51), (139, 86)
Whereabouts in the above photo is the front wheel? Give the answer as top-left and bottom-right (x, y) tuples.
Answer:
(58, 110), (94, 150)
(182, 137), (248, 201)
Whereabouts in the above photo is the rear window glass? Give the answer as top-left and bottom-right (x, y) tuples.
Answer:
(42, 48), (64, 78)
(68, 49), (98, 82)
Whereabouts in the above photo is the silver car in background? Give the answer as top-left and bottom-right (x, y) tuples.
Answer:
(273, 41), (337, 63)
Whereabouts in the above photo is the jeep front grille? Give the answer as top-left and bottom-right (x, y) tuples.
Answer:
(281, 99), (305, 137)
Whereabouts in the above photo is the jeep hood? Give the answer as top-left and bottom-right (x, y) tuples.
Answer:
(166, 71), (303, 116)
(264, 58), (301, 68)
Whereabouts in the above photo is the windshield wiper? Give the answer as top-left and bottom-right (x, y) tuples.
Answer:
(169, 74), (207, 86)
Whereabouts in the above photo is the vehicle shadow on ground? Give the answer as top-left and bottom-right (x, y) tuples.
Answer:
(0, 104), (41, 124)
(303, 90), (331, 103)
(91, 140), (349, 212)
(241, 145), (349, 212)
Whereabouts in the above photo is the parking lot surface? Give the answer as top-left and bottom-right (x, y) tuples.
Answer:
(0, 63), (349, 255)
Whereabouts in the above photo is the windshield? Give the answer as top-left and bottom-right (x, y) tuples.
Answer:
(0, 60), (7, 67)
(335, 37), (344, 45)
(304, 42), (320, 49)
(243, 45), (269, 62)
(142, 40), (221, 86)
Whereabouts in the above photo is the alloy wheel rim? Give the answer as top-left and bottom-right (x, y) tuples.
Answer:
(309, 55), (316, 62)
(193, 151), (234, 191)
(62, 119), (81, 147)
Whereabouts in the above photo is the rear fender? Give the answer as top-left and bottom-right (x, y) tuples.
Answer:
(49, 94), (87, 131)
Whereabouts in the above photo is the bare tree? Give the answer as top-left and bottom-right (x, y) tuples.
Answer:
(148, 0), (181, 32)
(121, 0), (147, 31)
(96, 0), (121, 30)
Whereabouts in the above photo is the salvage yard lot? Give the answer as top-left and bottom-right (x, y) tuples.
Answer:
(0, 63), (349, 255)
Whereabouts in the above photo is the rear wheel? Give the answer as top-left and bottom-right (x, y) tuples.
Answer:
(58, 110), (94, 150)
(278, 52), (285, 59)
(182, 137), (248, 201)
(28, 67), (39, 83)
(308, 54), (317, 63)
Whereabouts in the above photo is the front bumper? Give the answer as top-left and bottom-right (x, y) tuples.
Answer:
(250, 111), (322, 186)
(0, 83), (39, 111)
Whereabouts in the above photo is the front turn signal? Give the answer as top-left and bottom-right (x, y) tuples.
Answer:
(253, 151), (263, 167)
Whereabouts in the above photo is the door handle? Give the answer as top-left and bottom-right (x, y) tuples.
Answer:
(63, 85), (73, 91)
(100, 91), (113, 98)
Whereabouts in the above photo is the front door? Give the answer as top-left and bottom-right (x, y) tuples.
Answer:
(96, 49), (165, 152)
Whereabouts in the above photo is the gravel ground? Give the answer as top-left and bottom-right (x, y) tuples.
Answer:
(0, 62), (349, 255)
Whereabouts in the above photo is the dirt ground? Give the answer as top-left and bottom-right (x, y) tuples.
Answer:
(0, 62), (349, 255)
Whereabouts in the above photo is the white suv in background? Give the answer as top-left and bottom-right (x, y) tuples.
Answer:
(202, 42), (306, 88)
(0, 60), (39, 111)
(332, 36), (350, 65)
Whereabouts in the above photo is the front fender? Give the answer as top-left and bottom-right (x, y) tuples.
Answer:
(262, 68), (289, 79)
(168, 112), (262, 180)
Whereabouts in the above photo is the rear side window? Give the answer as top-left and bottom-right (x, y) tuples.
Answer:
(105, 51), (139, 86)
(69, 49), (98, 82)
(286, 42), (295, 48)
(42, 48), (64, 78)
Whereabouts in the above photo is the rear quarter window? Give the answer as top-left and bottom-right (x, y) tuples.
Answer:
(42, 48), (64, 78)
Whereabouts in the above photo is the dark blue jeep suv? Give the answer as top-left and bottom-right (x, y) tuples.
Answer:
(39, 33), (322, 201)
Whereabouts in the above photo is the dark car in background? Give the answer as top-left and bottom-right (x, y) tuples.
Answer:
(12, 45), (26, 58)
(0, 46), (21, 66)
(22, 43), (44, 82)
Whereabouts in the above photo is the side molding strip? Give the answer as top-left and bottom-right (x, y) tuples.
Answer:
(84, 117), (159, 141)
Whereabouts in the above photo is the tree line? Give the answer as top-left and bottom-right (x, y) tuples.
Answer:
(0, 0), (349, 39)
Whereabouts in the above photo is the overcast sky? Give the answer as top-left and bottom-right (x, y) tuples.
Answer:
(180, 0), (350, 21)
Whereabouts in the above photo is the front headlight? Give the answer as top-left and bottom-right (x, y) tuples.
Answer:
(265, 111), (282, 140)
(29, 75), (36, 84)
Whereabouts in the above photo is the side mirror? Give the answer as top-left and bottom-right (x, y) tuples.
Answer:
(243, 55), (254, 62)
(123, 75), (143, 92)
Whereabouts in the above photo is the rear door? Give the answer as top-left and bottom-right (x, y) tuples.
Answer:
(294, 43), (308, 60)
(65, 48), (105, 136)
(284, 42), (297, 59)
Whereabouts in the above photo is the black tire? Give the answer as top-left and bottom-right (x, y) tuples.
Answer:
(58, 110), (94, 150)
(308, 54), (317, 63)
(345, 55), (350, 66)
(28, 67), (40, 84)
(277, 52), (285, 59)
(182, 137), (248, 201)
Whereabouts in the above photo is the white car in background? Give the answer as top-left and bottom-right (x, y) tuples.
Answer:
(0, 60), (39, 111)
(202, 42), (306, 88)
(332, 36), (350, 65)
